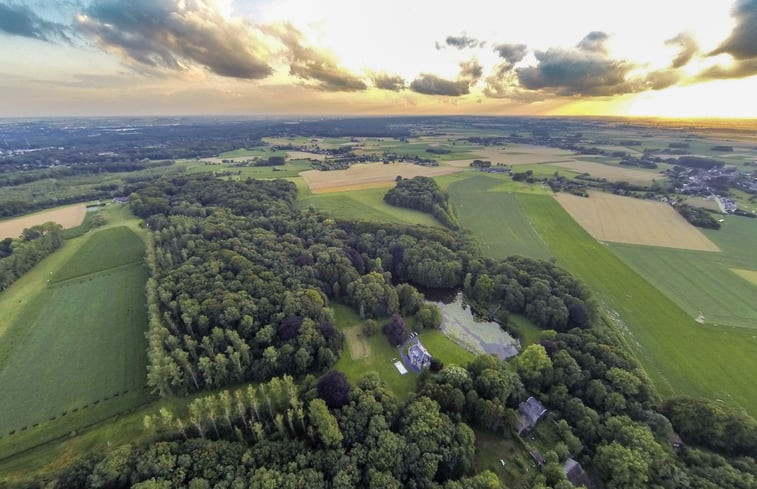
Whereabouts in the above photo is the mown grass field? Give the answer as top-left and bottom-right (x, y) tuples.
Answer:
(52, 226), (146, 283)
(298, 186), (443, 227)
(0, 221), (150, 456)
(610, 243), (757, 329)
(447, 175), (552, 260)
(516, 194), (757, 414)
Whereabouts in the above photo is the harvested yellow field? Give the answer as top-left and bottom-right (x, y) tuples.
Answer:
(552, 160), (661, 184)
(471, 144), (576, 165)
(287, 151), (326, 161)
(302, 163), (462, 194)
(683, 196), (722, 212)
(732, 269), (757, 285)
(555, 192), (720, 251)
(0, 204), (87, 239)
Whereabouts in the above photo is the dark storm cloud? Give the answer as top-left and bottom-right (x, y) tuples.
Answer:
(576, 31), (609, 53)
(665, 33), (698, 68)
(703, 0), (757, 79)
(445, 34), (481, 49)
(410, 74), (470, 96)
(372, 72), (406, 91)
(0, 2), (70, 42)
(76, 0), (272, 79)
(264, 22), (366, 91)
(493, 43), (528, 70)
(516, 48), (633, 96)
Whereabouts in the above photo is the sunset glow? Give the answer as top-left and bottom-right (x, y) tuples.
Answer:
(0, 0), (755, 117)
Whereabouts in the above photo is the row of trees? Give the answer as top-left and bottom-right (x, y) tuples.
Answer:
(0, 222), (63, 291)
(44, 373), (500, 489)
(676, 204), (721, 229)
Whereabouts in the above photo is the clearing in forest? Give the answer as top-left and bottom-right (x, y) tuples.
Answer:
(301, 163), (461, 193)
(344, 326), (371, 360)
(0, 204), (86, 239)
(555, 191), (720, 251)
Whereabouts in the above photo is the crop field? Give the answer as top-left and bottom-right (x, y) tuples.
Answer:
(555, 191), (721, 251)
(610, 244), (757, 329)
(298, 186), (443, 227)
(469, 144), (577, 165)
(0, 204), (86, 239)
(0, 225), (149, 442)
(733, 269), (757, 285)
(447, 175), (552, 259)
(552, 160), (663, 184)
(301, 162), (462, 193)
(516, 194), (757, 415)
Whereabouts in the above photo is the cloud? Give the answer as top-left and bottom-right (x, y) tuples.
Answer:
(665, 33), (698, 68)
(493, 43), (528, 71)
(445, 34), (481, 50)
(75, 0), (272, 79)
(710, 0), (757, 60)
(576, 31), (609, 53)
(0, 2), (71, 42)
(516, 47), (633, 96)
(372, 72), (406, 91)
(459, 59), (483, 81)
(704, 0), (757, 79)
(264, 22), (366, 91)
(410, 74), (470, 96)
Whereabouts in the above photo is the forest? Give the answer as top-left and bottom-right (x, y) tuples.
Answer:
(675, 204), (721, 229)
(384, 176), (459, 229)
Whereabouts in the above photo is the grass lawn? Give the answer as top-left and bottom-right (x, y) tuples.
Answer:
(52, 226), (145, 283)
(447, 175), (552, 260)
(610, 243), (757, 329)
(419, 329), (474, 367)
(509, 315), (543, 347)
(0, 218), (150, 459)
(298, 187), (443, 228)
(474, 429), (536, 488)
(517, 194), (757, 415)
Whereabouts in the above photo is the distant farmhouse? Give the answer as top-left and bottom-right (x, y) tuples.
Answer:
(408, 341), (431, 370)
(517, 396), (547, 435)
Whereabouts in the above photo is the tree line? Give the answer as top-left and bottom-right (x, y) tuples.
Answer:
(0, 222), (63, 291)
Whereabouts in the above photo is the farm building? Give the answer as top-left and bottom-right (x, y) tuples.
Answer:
(408, 342), (432, 370)
(517, 396), (547, 434)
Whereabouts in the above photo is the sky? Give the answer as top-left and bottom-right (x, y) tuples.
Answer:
(0, 0), (756, 118)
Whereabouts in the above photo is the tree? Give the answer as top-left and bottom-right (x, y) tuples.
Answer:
(513, 344), (552, 390)
(595, 442), (649, 489)
(317, 370), (351, 409)
(382, 314), (409, 347)
(308, 399), (343, 448)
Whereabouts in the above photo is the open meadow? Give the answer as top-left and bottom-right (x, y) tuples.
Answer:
(0, 204), (86, 239)
(517, 194), (757, 415)
(446, 175), (552, 259)
(551, 160), (663, 184)
(555, 191), (721, 251)
(301, 162), (462, 193)
(0, 221), (150, 457)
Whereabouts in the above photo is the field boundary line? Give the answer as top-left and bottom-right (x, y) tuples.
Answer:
(49, 259), (145, 287)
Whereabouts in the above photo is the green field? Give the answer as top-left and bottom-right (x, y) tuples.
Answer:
(516, 194), (757, 414)
(52, 226), (146, 283)
(447, 175), (552, 260)
(610, 243), (757, 329)
(298, 187), (443, 227)
(0, 225), (150, 445)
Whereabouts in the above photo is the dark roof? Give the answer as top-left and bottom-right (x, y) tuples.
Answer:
(563, 458), (592, 488)
(517, 396), (547, 433)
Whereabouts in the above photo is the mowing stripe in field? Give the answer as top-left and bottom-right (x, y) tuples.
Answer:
(517, 193), (757, 415)
(447, 175), (552, 260)
(0, 226), (149, 437)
